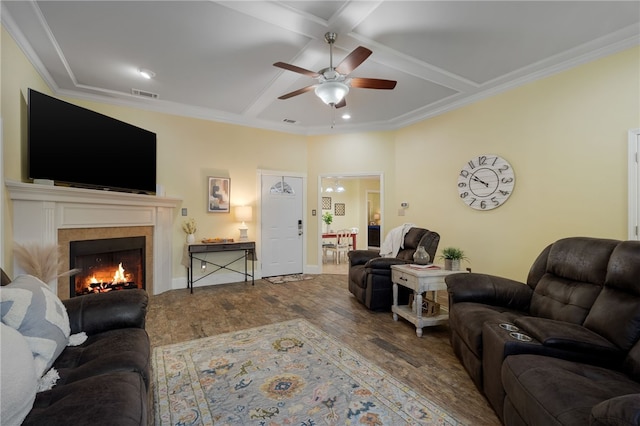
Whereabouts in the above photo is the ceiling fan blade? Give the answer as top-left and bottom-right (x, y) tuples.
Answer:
(335, 46), (372, 75)
(350, 77), (397, 90)
(335, 98), (347, 109)
(277, 85), (317, 100)
(273, 62), (320, 78)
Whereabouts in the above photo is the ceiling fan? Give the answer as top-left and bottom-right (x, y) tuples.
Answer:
(274, 32), (397, 109)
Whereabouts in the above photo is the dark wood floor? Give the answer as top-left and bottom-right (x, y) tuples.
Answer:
(146, 274), (500, 425)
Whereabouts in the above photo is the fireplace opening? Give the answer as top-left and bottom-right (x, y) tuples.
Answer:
(70, 236), (145, 298)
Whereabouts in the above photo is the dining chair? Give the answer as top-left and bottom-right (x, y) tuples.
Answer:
(326, 229), (351, 264)
(322, 237), (336, 263)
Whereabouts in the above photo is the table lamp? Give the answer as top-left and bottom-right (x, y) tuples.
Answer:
(373, 213), (381, 225)
(235, 206), (253, 241)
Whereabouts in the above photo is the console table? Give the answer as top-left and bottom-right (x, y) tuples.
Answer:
(187, 241), (255, 293)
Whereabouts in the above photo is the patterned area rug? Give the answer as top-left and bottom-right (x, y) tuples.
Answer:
(263, 274), (314, 284)
(153, 319), (463, 425)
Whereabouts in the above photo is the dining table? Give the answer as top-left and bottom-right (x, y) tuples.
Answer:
(321, 232), (357, 250)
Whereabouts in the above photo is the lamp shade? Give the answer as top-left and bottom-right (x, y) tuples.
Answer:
(315, 82), (349, 105)
(235, 206), (253, 223)
(373, 213), (381, 221)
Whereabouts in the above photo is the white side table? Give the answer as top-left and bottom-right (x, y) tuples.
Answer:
(391, 264), (463, 337)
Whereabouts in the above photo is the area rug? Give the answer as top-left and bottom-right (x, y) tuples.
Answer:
(153, 319), (463, 425)
(263, 273), (314, 284)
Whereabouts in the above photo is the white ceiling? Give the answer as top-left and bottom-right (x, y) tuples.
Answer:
(3, 1), (639, 135)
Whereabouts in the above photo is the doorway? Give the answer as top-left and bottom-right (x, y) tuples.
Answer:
(260, 173), (305, 277)
(319, 173), (383, 274)
(366, 190), (381, 249)
(629, 129), (640, 240)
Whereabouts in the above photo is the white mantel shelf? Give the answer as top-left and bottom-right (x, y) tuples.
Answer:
(6, 180), (181, 207)
(6, 180), (182, 296)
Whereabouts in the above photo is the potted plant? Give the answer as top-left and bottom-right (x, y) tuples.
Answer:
(322, 211), (333, 233)
(440, 247), (468, 271)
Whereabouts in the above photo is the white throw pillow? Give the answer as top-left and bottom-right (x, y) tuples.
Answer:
(0, 323), (37, 425)
(0, 275), (70, 377)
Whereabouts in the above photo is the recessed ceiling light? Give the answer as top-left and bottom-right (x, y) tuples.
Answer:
(342, 113), (351, 120)
(138, 68), (155, 79)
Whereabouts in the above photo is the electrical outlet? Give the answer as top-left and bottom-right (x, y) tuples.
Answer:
(181, 208), (188, 216)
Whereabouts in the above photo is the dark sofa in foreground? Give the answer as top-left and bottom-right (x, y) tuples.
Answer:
(445, 237), (640, 425)
(1, 270), (150, 426)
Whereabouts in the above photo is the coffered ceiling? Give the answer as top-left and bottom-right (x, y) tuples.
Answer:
(2, 1), (639, 135)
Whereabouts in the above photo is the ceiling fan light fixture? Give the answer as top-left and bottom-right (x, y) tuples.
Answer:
(315, 81), (349, 105)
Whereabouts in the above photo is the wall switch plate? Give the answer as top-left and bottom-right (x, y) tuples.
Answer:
(181, 208), (188, 216)
(312, 209), (317, 216)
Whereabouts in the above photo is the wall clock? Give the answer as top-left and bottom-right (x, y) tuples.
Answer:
(457, 155), (515, 210)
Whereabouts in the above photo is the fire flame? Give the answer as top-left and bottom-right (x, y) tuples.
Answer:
(88, 262), (127, 285)
(113, 263), (126, 283)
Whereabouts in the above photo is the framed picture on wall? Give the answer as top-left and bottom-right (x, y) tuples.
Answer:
(335, 203), (345, 216)
(208, 177), (230, 213)
(322, 197), (332, 210)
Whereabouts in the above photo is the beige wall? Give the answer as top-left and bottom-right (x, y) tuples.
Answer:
(392, 46), (639, 280)
(3, 24), (638, 284)
(308, 47), (639, 281)
(1, 26), (308, 279)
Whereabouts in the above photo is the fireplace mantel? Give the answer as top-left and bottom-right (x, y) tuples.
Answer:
(6, 180), (182, 296)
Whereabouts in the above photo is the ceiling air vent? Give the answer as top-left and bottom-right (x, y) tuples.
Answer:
(131, 88), (159, 99)
(282, 118), (297, 124)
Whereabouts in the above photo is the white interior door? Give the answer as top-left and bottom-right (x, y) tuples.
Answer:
(261, 175), (304, 277)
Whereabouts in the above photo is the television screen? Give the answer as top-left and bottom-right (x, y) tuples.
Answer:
(28, 89), (157, 194)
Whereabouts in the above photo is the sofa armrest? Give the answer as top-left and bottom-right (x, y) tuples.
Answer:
(446, 273), (532, 311)
(365, 257), (407, 270)
(513, 317), (623, 362)
(590, 394), (640, 426)
(348, 249), (380, 266)
(63, 289), (148, 335)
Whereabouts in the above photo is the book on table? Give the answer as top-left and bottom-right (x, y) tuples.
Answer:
(408, 264), (441, 270)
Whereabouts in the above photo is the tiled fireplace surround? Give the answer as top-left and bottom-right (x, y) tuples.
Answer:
(7, 180), (182, 299)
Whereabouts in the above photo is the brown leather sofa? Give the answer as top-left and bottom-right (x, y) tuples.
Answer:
(445, 237), (640, 425)
(1, 270), (150, 426)
(347, 227), (440, 310)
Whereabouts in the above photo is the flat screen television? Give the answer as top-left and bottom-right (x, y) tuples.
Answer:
(28, 88), (157, 194)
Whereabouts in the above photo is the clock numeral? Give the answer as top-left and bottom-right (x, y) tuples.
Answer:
(460, 170), (469, 178)
(498, 165), (510, 174)
(491, 197), (500, 206)
(480, 200), (487, 209)
(469, 198), (477, 206)
(478, 156), (487, 165)
(499, 190), (510, 196)
(458, 182), (467, 188)
(467, 160), (476, 169)
(459, 191), (469, 199)
(501, 177), (513, 184)
(492, 157), (498, 166)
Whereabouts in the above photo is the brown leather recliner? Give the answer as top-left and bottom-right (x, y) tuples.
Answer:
(347, 227), (440, 311)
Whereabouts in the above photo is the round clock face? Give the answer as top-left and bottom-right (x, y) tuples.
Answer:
(457, 155), (515, 210)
